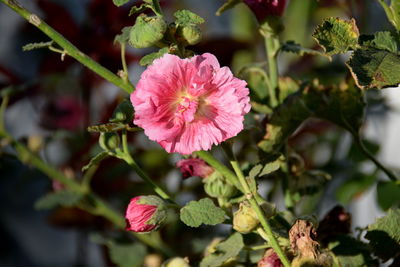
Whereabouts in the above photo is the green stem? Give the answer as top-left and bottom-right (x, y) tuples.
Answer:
(119, 43), (135, 89)
(0, 0), (134, 94)
(264, 36), (280, 107)
(354, 134), (398, 181)
(195, 150), (243, 192)
(230, 160), (291, 267)
(120, 130), (174, 202)
(2, 137), (173, 256)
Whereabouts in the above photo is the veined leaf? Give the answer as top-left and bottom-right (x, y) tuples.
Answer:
(174, 10), (204, 25)
(365, 209), (400, 261)
(139, 47), (169, 66)
(313, 17), (359, 55)
(347, 49), (400, 89)
(180, 198), (226, 227)
(200, 233), (244, 267)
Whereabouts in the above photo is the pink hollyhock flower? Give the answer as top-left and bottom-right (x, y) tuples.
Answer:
(130, 53), (250, 154)
(243, 0), (287, 22)
(125, 196), (167, 233)
(176, 158), (214, 179)
(258, 249), (283, 267)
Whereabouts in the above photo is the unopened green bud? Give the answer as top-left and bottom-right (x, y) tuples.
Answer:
(233, 201), (259, 234)
(177, 24), (202, 45)
(110, 99), (133, 123)
(162, 257), (190, 267)
(204, 172), (237, 199)
(99, 132), (120, 151)
(130, 15), (167, 48)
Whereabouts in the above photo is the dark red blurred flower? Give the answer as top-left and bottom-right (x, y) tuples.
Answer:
(243, 0), (287, 22)
(176, 158), (214, 179)
(41, 96), (87, 131)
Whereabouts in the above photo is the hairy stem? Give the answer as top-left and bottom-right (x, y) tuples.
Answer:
(264, 36), (280, 107)
(120, 130), (175, 202)
(230, 159), (291, 267)
(0, 0), (134, 94)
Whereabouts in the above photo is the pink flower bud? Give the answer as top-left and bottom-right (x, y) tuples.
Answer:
(258, 249), (283, 267)
(176, 158), (214, 179)
(243, 0), (287, 22)
(125, 196), (167, 233)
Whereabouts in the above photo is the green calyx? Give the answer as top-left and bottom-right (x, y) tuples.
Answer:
(233, 201), (259, 234)
(99, 132), (120, 151)
(176, 24), (202, 46)
(204, 172), (237, 199)
(129, 15), (167, 48)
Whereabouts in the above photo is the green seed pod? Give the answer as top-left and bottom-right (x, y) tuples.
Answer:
(99, 132), (120, 151)
(109, 99), (133, 123)
(204, 172), (237, 199)
(162, 257), (190, 267)
(130, 15), (167, 48)
(177, 24), (202, 45)
(233, 201), (259, 234)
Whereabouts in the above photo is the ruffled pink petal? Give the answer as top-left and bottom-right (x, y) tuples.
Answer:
(131, 53), (250, 155)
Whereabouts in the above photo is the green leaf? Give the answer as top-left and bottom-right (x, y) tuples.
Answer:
(250, 101), (273, 114)
(112, 0), (130, 7)
(139, 47), (169, 66)
(281, 40), (329, 58)
(377, 0), (400, 31)
(174, 10), (205, 25)
(347, 49), (400, 89)
(360, 32), (398, 53)
(180, 198), (226, 227)
(129, 15), (167, 48)
(114, 27), (132, 45)
(34, 190), (83, 210)
(365, 209), (400, 261)
(216, 0), (241, 16)
(108, 242), (147, 267)
(329, 235), (378, 267)
(129, 3), (151, 16)
(258, 82), (365, 153)
(377, 181), (400, 210)
(22, 41), (53, 51)
(248, 155), (282, 180)
(82, 151), (109, 172)
(238, 65), (269, 101)
(200, 233), (244, 267)
(258, 89), (313, 153)
(87, 123), (126, 133)
(335, 172), (376, 204)
(313, 17), (359, 55)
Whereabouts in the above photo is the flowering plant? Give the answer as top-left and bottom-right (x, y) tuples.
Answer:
(1, 0), (400, 266)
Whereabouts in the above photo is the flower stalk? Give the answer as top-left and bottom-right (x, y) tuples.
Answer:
(230, 159), (291, 267)
(118, 130), (175, 202)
